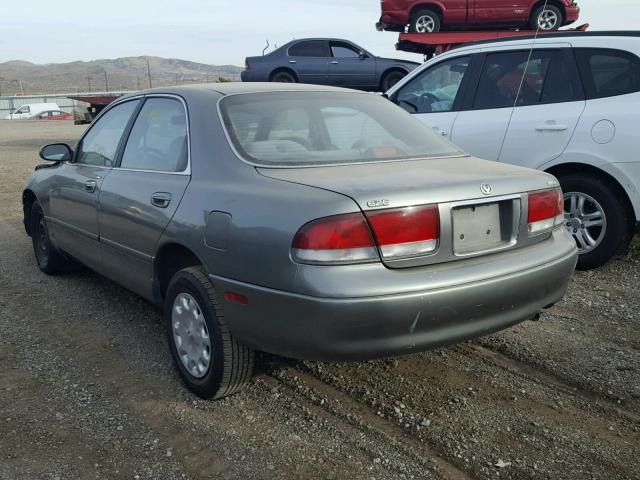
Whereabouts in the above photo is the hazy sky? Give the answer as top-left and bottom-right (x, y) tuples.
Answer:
(0, 0), (637, 66)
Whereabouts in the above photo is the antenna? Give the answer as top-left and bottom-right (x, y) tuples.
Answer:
(262, 40), (270, 56)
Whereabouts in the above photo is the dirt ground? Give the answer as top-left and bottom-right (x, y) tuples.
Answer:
(0, 121), (638, 480)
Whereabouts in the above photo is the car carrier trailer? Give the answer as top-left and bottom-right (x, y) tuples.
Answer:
(396, 23), (589, 57)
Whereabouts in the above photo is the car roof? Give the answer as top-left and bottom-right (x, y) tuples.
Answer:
(456, 31), (640, 50)
(129, 82), (363, 98)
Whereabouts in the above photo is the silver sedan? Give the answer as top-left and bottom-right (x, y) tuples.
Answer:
(23, 83), (578, 399)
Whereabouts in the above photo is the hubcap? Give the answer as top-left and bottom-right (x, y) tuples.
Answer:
(564, 192), (607, 254)
(172, 293), (211, 378)
(38, 216), (49, 256)
(537, 9), (558, 30)
(416, 15), (436, 33)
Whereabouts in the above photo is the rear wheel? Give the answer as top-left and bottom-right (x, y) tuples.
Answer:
(271, 70), (297, 83)
(381, 70), (407, 92)
(409, 9), (441, 33)
(531, 5), (563, 31)
(30, 201), (77, 275)
(165, 266), (254, 399)
(557, 173), (634, 270)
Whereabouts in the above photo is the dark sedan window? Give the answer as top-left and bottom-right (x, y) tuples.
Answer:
(220, 92), (463, 167)
(288, 41), (330, 58)
(120, 98), (188, 172)
(331, 42), (361, 58)
(76, 100), (140, 167)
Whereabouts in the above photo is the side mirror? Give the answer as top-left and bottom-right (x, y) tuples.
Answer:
(359, 51), (368, 59)
(39, 143), (73, 162)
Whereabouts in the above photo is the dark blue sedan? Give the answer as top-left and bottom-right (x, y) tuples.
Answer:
(241, 38), (420, 91)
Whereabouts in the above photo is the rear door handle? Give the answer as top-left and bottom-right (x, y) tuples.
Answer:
(331, 61), (339, 64)
(151, 192), (172, 209)
(432, 126), (448, 136)
(84, 180), (98, 193)
(536, 123), (568, 132)
(289, 60), (297, 64)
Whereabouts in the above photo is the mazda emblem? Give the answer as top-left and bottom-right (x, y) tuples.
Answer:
(480, 183), (493, 195)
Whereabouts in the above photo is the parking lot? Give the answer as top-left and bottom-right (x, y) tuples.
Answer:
(0, 120), (639, 480)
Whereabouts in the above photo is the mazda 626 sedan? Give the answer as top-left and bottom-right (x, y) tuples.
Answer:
(23, 83), (578, 399)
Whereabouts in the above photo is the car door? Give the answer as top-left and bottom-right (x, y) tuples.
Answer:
(328, 41), (376, 88)
(449, 48), (535, 161)
(498, 48), (586, 168)
(391, 54), (475, 141)
(47, 99), (140, 270)
(470, 0), (528, 24)
(98, 95), (191, 299)
(287, 40), (330, 85)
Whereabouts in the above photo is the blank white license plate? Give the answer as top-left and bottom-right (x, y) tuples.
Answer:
(453, 203), (503, 254)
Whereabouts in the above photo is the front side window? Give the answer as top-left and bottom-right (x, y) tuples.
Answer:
(331, 42), (361, 58)
(288, 40), (330, 58)
(120, 98), (188, 172)
(474, 50), (555, 109)
(574, 48), (640, 99)
(395, 56), (470, 113)
(17, 106), (30, 114)
(221, 92), (464, 167)
(76, 100), (139, 166)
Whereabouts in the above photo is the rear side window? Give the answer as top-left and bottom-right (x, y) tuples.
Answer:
(288, 40), (330, 57)
(120, 98), (188, 172)
(574, 48), (640, 99)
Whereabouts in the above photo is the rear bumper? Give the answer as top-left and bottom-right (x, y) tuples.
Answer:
(564, 6), (580, 24)
(210, 230), (577, 361)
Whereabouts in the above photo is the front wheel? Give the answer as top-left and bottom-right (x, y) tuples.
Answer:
(409, 9), (441, 33)
(558, 173), (634, 270)
(531, 5), (563, 31)
(165, 267), (254, 399)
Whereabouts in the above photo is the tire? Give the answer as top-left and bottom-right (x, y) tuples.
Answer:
(410, 9), (441, 33)
(381, 70), (407, 92)
(270, 70), (297, 83)
(557, 173), (634, 270)
(30, 201), (76, 275)
(531, 5), (563, 31)
(165, 266), (254, 399)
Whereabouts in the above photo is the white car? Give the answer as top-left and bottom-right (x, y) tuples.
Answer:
(4, 102), (61, 120)
(387, 32), (640, 270)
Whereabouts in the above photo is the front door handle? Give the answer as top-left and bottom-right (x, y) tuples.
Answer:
(331, 60), (339, 65)
(432, 126), (448, 136)
(289, 60), (297, 64)
(151, 192), (172, 209)
(84, 180), (98, 193)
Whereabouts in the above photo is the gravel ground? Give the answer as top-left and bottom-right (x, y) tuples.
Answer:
(1, 121), (639, 480)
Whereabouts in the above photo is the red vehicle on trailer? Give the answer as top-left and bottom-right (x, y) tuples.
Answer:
(377, 0), (580, 33)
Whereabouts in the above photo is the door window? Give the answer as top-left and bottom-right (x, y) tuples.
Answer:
(120, 98), (188, 172)
(395, 56), (470, 113)
(574, 48), (640, 99)
(288, 40), (330, 57)
(76, 100), (140, 166)
(473, 50), (559, 109)
(17, 106), (30, 114)
(330, 42), (361, 58)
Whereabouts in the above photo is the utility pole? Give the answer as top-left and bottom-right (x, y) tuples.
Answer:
(146, 59), (152, 88)
(137, 77), (140, 90)
(175, 73), (178, 86)
(87, 75), (92, 92)
(104, 71), (109, 92)
(19, 80), (24, 95)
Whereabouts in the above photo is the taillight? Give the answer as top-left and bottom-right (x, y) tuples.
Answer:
(245, 59), (250, 70)
(528, 188), (564, 234)
(291, 212), (378, 264)
(291, 204), (440, 265)
(366, 205), (439, 259)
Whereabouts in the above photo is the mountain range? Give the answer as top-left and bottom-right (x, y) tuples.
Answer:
(0, 56), (243, 95)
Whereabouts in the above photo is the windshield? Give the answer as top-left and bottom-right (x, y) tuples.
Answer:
(219, 92), (464, 167)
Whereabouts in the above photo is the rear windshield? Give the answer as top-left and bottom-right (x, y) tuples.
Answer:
(219, 92), (463, 167)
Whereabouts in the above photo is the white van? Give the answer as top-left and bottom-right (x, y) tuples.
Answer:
(4, 103), (61, 120)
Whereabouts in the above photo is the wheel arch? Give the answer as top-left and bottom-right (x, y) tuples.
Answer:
(530, 0), (566, 18)
(545, 162), (637, 222)
(380, 67), (410, 91)
(154, 242), (205, 304)
(269, 67), (299, 82)
(22, 188), (38, 236)
(410, 2), (444, 19)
